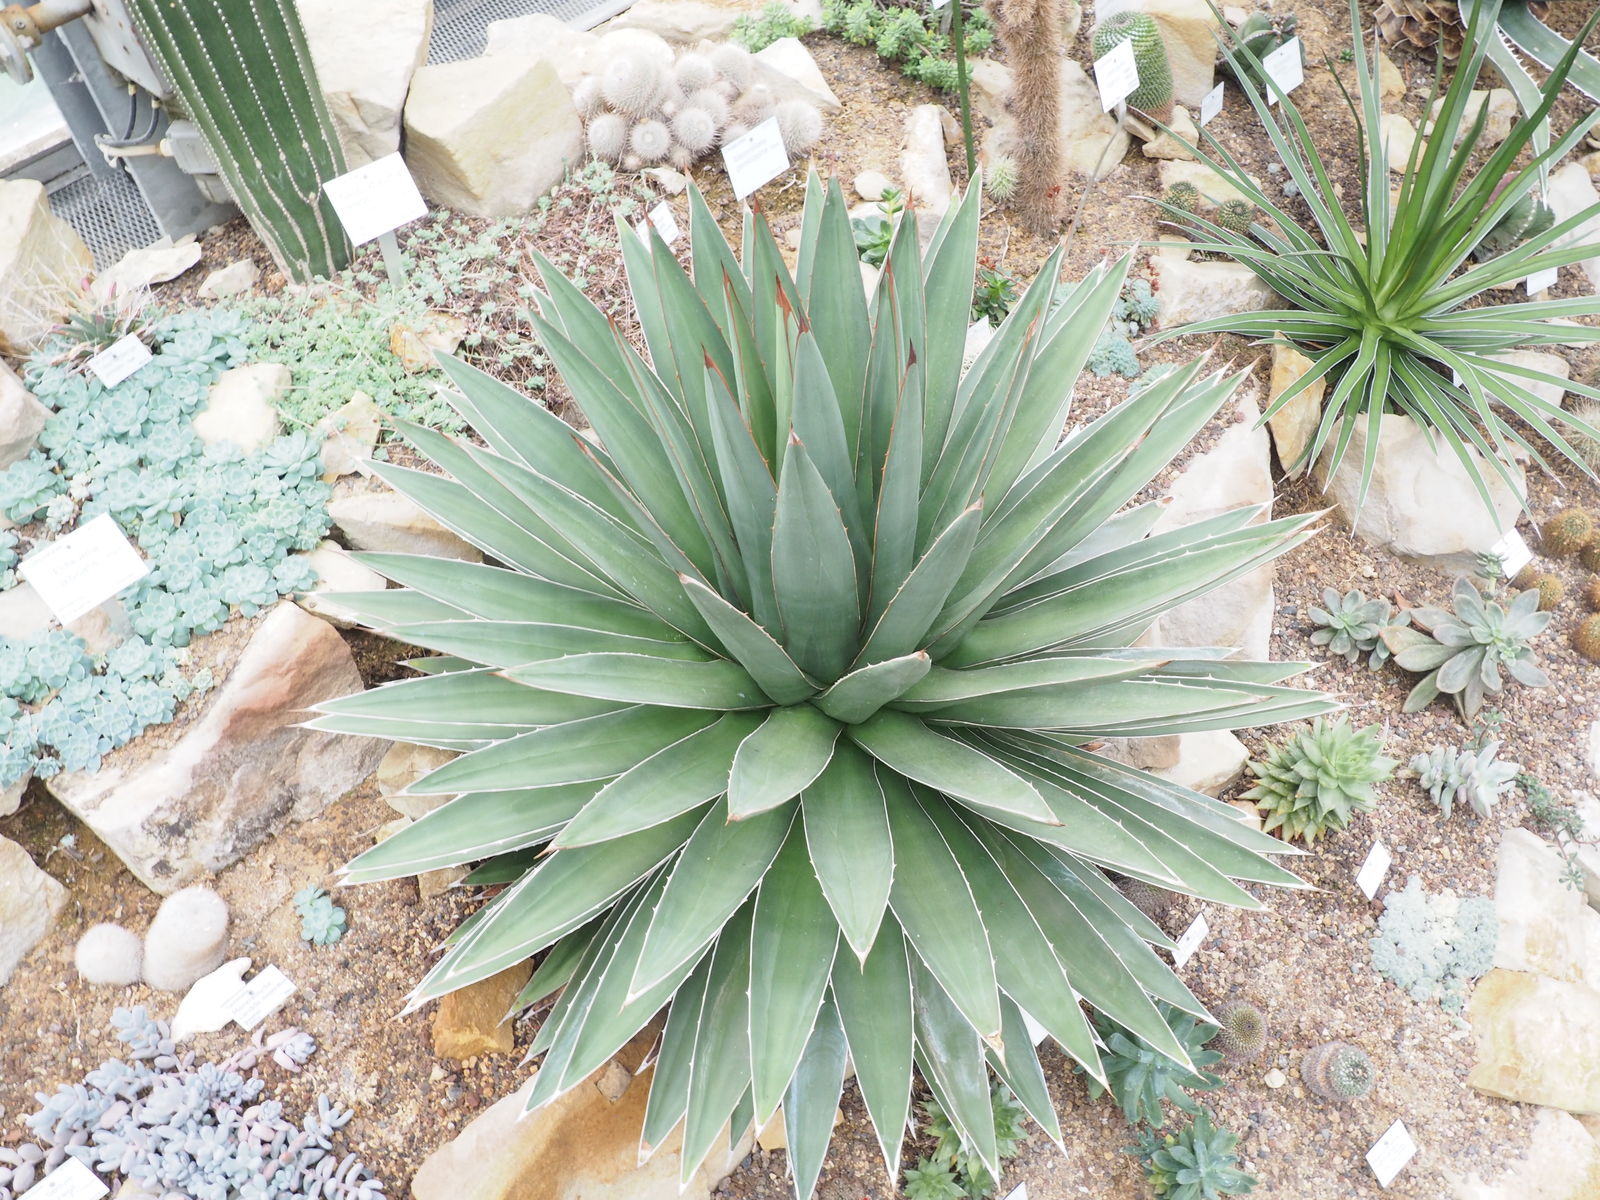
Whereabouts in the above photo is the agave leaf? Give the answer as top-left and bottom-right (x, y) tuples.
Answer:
(802, 744), (896, 961)
(830, 922), (915, 1180)
(782, 998), (850, 1200)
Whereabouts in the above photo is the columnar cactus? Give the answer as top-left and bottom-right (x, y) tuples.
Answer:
(1091, 11), (1176, 124)
(988, 0), (1065, 232)
(125, 0), (352, 284)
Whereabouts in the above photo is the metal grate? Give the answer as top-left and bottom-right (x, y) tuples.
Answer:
(45, 168), (164, 269)
(427, 0), (630, 62)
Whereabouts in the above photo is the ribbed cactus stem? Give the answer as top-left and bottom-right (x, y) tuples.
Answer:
(125, 0), (352, 284)
(1092, 11), (1175, 124)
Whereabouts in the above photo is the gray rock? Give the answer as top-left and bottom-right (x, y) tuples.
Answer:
(46, 602), (385, 893)
(600, 0), (749, 43)
(1546, 163), (1600, 294)
(328, 479), (483, 561)
(483, 13), (604, 86)
(0, 178), (94, 356)
(854, 169), (893, 202)
(295, 540), (389, 629)
(1486, 349), (1570, 413)
(195, 258), (260, 301)
(404, 57), (583, 218)
(192, 363), (288, 453)
(0, 581), (127, 654)
(1153, 257), (1277, 326)
(901, 105), (952, 216)
(297, 0), (433, 167)
(0, 836), (65, 987)
(753, 37), (841, 114)
(91, 237), (202, 304)
(0, 358), (49, 470)
(75, 922), (144, 986)
(1152, 731), (1250, 797)
(1493, 828), (1600, 989)
(375, 741), (459, 819)
(142, 886), (230, 992)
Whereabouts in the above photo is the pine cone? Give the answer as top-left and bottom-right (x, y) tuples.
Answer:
(1374, 0), (1549, 64)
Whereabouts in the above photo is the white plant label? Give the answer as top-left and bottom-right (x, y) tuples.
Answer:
(1491, 529), (1534, 577)
(19, 513), (150, 625)
(86, 333), (151, 388)
(638, 200), (681, 246)
(1019, 1008), (1049, 1046)
(1200, 82), (1225, 126)
(723, 117), (791, 201)
(22, 1159), (108, 1200)
(1094, 38), (1140, 112)
(930, 0), (952, 10)
(1526, 265), (1559, 295)
(229, 964), (297, 1030)
(1173, 911), (1209, 968)
(1263, 38), (1305, 105)
(1356, 840), (1393, 900)
(1366, 1119), (1418, 1187)
(324, 152), (429, 246)
(1001, 1185), (1028, 1200)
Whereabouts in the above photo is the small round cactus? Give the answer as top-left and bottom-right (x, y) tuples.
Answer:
(1512, 564), (1541, 591)
(668, 142), (694, 171)
(630, 118), (673, 164)
(1302, 1041), (1374, 1101)
(1529, 573), (1565, 611)
(571, 75), (605, 119)
(1213, 1001), (1268, 1064)
(687, 87), (731, 131)
(1117, 876), (1174, 922)
(1091, 11), (1175, 124)
(1163, 181), (1201, 216)
(1586, 576), (1600, 610)
(1542, 508), (1593, 558)
(75, 922), (143, 986)
(733, 82), (776, 126)
(985, 153), (1019, 202)
(601, 53), (666, 117)
(1575, 613), (1600, 663)
(711, 42), (755, 90)
(775, 99), (822, 156)
(587, 113), (628, 163)
(672, 107), (718, 155)
(1216, 198), (1256, 237)
(673, 51), (716, 93)
(1579, 537), (1600, 573)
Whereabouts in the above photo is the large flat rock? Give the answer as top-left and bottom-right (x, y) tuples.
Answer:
(1468, 968), (1600, 1114)
(47, 602), (384, 893)
(0, 178), (94, 356)
(0, 837), (66, 987)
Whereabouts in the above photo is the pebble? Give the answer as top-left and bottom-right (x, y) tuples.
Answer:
(1264, 1068), (1288, 1089)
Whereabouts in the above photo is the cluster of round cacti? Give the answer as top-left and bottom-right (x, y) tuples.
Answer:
(572, 43), (823, 173)
(1512, 565), (1566, 612)
(1301, 1040), (1374, 1101)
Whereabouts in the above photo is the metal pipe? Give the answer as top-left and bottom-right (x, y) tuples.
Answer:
(2, 0), (91, 42)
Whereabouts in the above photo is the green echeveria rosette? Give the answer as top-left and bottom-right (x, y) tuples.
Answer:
(310, 172), (1332, 1199)
(1243, 716), (1398, 843)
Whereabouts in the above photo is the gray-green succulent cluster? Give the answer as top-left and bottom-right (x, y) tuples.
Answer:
(310, 172), (1329, 1198)
(1127, 1108), (1257, 1200)
(1087, 1004), (1224, 1127)
(1381, 579), (1551, 719)
(1411, 740), (1520, 819)
(1309, 587), (1403, 669)
(1242, 717), (1398, 844)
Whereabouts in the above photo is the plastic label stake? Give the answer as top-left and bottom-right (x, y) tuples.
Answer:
(86, 334), (152, 388)
(1094, 38), (1140, 112)
(723, 118), (791, 201)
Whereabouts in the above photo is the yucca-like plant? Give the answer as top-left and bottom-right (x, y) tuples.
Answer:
(1157, 0), (1600, 517)
(310, 174), (1331, 1197)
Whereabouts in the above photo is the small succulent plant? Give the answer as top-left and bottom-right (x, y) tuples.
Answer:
(1086, 1004), (1224, 1127)
(1212, 1001), (1268, 1064)
(1242, 717), (1398, 844)
(1370, 875), (1496, 1012)
(1309, 587), (1400, 668)
(908, 1084), (1028, 1199)
(294, 885), (348, 946)
(1541, 508), (1593, 558)
(1300, 1041), (1374, 1101)
(985, 153), (1019, 203)
(1127, 1108), (1257, 1200)
(1577, 613), (1600, 663)
(1381, 579), (1551, 719)
(1163, 181), (1201, 217)
(1215, 198), (1257, 237)
(1411, 741), (1521, 819)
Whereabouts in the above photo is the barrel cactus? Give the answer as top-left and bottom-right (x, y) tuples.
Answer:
(1302, 1041), (1374, 1101)
(312, 174), (1328, 1197)
(1092, 11), (1176, 124)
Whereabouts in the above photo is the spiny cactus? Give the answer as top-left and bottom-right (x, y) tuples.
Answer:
(1212, 1001), (1268, 1064)
(775, 99), (823, 156)
(687, 87), (731, 130)
(1301, 1041), (1374, 1101)
(673, 107), (718, 155)
(602, 53), (665, 117)
(1092, 11), (1176, 124)
(1542, 508), (1593, 558)
(1586, 576), (1600, 610)
(990, 0), (1065, 233)
(1575, 614), (1600, 663)
(1216, 198), (1256, 237)
(587, 113), (628, 163)
(630, 119), (672, 164)
(733, 83), (777, 126)
(1569, 400), (1600, 475)
(572, 75), (605, 119)
(1117, 876), (1175, 923)
(1411, 741), (1520, 819)
(712, 42), (755, 89)
(1162, 181), (1201, 217)
(124, 0), (352, 284)
(1579, 538), (1600, 574)
(985, 153), (1019, 202)
(1530, 573), (1565, 611)
(673, 52), (716, 93)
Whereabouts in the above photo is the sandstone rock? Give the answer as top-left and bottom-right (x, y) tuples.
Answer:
(196, 258), (260, 301)
(483, 14), (604, 86)
(1152, 731), (1251, 797)
(643, 167), (689, 195)
(390, 311), (467, 373)
(1095, 0), (1219, 107)
(411, 1027), (753, 1200)
(0, 178), (94, 356)
(1546, 163), (1600, 293)
(0, 358), (49, 470)
(1428, 88), (1515, 148)
(1268, 338), (1323, 473)
(601, 0), (750, 43)
(1377, 50), (1405, 104)
(0, 836), (66, 987)
(1058, 59), (1129, 179)
(0, 580), (51, 639)
(1485, 350), (1570, 412)
(192, 363), (287, 453)
(901, 105), (953, 216)
(1469, 968), (1600, 1113)
(1106, 736), (1181, 771)
(419, 866), (467, 898)
(1378, 113), (1417, 173)
(1153, 257), (1276, 327)
(433, 961), (532, 1059)
(46, 603), (384, 893)
(328, 481), (483, 561)
(316, 391), (383, 481)
(376, 741), (459, 819)
(92, 237), (202, 304)
(965, 57), (1012, 127)
(854, 169), (892, 202)
(1158, 159), (1260, 208)
(297, 540), (389, 629)
(1445, 1108), (1600, 1200)
(755, 1105), (843, 1152)
(1313, 413), (1524, 572)
(1493, 828), (1600, 988)
(1148, 393), (1275, 658)
(404, 58), (582, 218)
(1141, 106), (1199, 161)
(298, 0), (433, 167)
(754, 37), (841, 113)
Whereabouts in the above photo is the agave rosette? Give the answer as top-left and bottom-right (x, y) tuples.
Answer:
(311, 174), (1331, 1195)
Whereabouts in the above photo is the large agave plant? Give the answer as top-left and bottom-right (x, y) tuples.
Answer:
(311, 175), (1331, 1196)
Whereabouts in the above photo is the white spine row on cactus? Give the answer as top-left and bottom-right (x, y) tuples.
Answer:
(673, 52), (715, 93)
(710, 42), (754, 90)
(774, 99), (822, 156)
(686, 87), (731, 131)
(630, 118), (673, 164)
(587, 111), (628, 163)
(672, 107), (718, 154)
(601, 53), (665, 117)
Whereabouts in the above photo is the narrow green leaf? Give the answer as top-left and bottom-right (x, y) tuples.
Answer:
(802, 743), (895, 961)
(783, 998), (850, 1200)
(681, 906), (755, 1186)
(830, 922), (915, 1179)
(728, 705), (842, 819)
(771, 438), (861, 679)
(505, 652), (768, 710)
(678, 574), (816, 705)
(910, 953), (1000, 1179)
(813, 652), (931, 724)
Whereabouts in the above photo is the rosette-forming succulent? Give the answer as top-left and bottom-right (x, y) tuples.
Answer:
(1309, 587), (1399, 668)
(1242, 717), (1398, 844)
(1381, 579), (1551, 718)
(1128, 1108), (1257, 1200)
(1087, 1004), (1224, 1126)
(1411, 741), (1520, 818)
(310, 174), (1328, 1196)
(294, 885), (348, 945)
